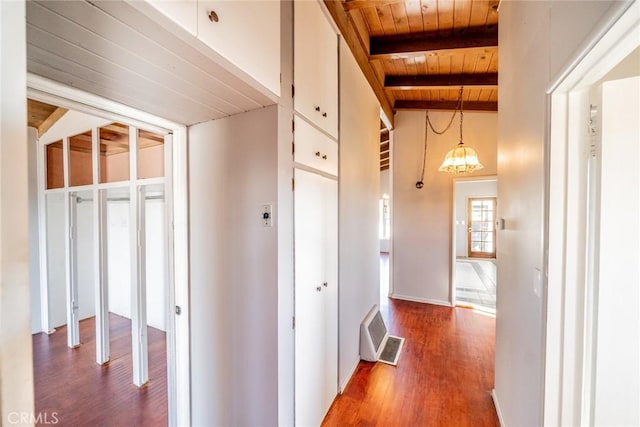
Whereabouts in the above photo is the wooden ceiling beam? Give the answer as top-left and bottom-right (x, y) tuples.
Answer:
(370, 26), (498, 59)
(395, 100), (498, 111)
(38, 107), (67, 136)
(324, 0), (395, 127)
(385, 73), (498, 88)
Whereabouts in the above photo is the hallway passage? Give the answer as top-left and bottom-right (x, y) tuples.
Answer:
(455, 258), (497, 311)
(323, 299), (498, 426)
(33, 314), (167, 426)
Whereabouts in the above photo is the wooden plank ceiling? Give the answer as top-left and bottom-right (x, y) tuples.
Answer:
(323, 0), (500, 169)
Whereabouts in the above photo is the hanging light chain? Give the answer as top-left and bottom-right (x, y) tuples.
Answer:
(416, 86), (465, 187)
(425, 86), (464, 135)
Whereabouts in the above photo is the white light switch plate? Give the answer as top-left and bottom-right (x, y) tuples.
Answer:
(262, 204), (272, 227)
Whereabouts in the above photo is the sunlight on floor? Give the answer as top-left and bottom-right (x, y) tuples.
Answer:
(455, 258), (496, 312)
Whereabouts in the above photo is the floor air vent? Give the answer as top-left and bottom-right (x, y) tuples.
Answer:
(360, 305), (405, 366)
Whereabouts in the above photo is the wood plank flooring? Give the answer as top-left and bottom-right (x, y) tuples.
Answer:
(323, 299), (499, 426)
(33, 314), (167, 426)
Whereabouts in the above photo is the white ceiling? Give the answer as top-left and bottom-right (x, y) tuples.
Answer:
(26, 0), (277, 126)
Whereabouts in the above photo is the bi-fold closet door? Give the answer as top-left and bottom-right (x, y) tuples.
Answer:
(293, 0), (339, 425)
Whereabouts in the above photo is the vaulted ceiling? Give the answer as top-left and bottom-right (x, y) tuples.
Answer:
(324, 0), (500, 170)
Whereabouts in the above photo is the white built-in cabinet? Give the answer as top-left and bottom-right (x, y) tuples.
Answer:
(294, 116), (338, 176)
(294, 0), (338, 138)
(147, 0), (280, 96)
(293, 1), (339, 425)
(294, 169), (338, 427)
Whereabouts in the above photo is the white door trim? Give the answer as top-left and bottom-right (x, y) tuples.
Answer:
(543, 1), (640, 425)
(29, 73), (191, 427)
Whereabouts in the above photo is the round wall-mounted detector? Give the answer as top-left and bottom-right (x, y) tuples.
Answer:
(416, 181), (424, 189)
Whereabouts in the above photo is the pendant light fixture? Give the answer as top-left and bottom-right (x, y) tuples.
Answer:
(438, 91), (484, 174)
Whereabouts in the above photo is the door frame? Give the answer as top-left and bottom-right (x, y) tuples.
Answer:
(543, 1), (639, 425)
(450, 175), (497, 306)
(29, 73), (191, 426)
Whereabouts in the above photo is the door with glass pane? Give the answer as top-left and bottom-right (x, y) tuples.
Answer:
(468, 197), (496, 258)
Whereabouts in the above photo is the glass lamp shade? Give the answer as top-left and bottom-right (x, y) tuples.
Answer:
(438, 141), (484, 174)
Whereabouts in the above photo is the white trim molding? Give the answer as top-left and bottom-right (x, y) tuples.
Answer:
(492, 389), (506, 427)
(390, 294), (453, 308)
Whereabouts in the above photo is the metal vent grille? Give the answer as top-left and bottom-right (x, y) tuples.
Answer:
(368, 311), (387, 353)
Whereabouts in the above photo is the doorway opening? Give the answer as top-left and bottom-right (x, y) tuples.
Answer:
(452, 178), (497, 313)
(379, 119), (392, 308)
(27, 74), (191, 426)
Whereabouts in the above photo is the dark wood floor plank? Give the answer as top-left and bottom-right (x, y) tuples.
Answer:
(323, 299), (498, 426)
(33, 313), (167, 426)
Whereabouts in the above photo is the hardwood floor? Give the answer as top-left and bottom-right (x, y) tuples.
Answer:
(33, 314), (167, 426)
(323, 299), (499, 426)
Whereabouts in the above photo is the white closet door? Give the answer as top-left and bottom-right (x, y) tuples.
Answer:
(294, 169), (337, 427)
(320, 176), (338, 415)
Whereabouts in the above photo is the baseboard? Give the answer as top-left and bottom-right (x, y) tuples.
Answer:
(492, 389), (506, 427)
(390, 293), (452, 307)
(340, 357), (361, 393)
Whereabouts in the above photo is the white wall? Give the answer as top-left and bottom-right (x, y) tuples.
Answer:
(495, 2), (617, 425)
(28, 127), (42, 334)
(0, 0), (35, 422)
(392, 111), (497, 305)
(380, 169), (390, 196)
(338, 38), (381, 390)
(189, 105), (279, 427)
(45, 193), (66, 328)
(75, 198), (95, 322)
(454, 180), (497, 258)
(145, 200), (166, 331)
(107, 202), (131, 321)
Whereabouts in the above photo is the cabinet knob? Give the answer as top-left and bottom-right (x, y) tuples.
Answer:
(315, 151), (321, 157)
(322, 112), (327, 118)
(323, 282), (328, 287)
(315, 105), (320, 112)
(322, 154), (327, 160)
(316, 286), (322, 292)
(208, 10), (219, 22)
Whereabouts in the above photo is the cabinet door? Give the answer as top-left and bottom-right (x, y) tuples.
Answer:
(294, 169), (338, 427)
(197, 1), (280, 96)
(294, 0), (338, 138)
(147, 0), (197, 36)
(294, 115), (338, 176)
